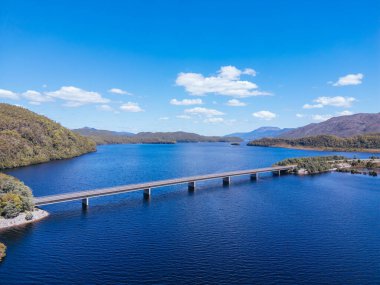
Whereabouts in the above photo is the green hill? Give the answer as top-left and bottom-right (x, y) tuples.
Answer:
(0, 104), (96, 169)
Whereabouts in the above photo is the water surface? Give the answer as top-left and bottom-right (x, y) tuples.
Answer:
(1, 144), (379, 284)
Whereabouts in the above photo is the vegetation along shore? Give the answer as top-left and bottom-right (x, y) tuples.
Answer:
(275, 156), (380, 175)
(0, 242), (5, 262)
(0, 173), (47, 230)
(248, 134), (380, 153)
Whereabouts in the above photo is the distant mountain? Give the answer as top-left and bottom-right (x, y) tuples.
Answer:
(73, 128), (242, 145)
(280, 113), (380, 138)
(73, 127), (135, 137)
(226, 127), (294, 141)
(0, 104), (96, 169)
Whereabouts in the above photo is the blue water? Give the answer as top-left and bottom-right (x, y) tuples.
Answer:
(0, 144), (379, 284)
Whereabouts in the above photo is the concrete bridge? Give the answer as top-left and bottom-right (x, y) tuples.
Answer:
(34, 165), (296, 207)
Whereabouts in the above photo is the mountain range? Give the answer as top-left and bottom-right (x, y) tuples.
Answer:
(226, 127), (294, 141)
(228, 113), (380, 140)
(279, 113), (380, 138)
(73, 128), (242, 144)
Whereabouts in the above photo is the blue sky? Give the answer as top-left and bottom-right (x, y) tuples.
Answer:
(1, 0), (379, 135)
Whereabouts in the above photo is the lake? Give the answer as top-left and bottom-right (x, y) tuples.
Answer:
(1, 144), (379, 284)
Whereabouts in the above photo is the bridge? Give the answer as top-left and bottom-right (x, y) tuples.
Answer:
(34, 165), (296, 207)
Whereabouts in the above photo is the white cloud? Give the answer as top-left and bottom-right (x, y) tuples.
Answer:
(45, 86), (109, 107)
(170, 98), (203, 105)
(176, 115), (191, 119)
(226, 99), (246, 107)
(303, 96), (356, 109)
(296, 113), (304, 118)
(312, 114), (333, 122)
(314, 96), (356, 107)
(120, 102), (144, 112)
(97, 104), (114, 111)
(336, 110), (353, 116)
(184, 107), (224, 117)
(0, 89), (19, 100)
(242, 68), (257, 76)
(252, 110), (276, 120)
(204, 117), (224, 123)
(176, 66), (269, 98)
(108, 88), (132, 95)
(159, 117), (169, 120)
(303, 103), (323, 109)
(333, 73), (363, 86)
(22, 90), (53, 105)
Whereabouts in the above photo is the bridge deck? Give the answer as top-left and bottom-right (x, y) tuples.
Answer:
(34, 165), (296, 206)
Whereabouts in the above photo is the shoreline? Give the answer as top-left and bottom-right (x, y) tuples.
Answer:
(0, 208), (49, 230)
(249, 144), (380, 153)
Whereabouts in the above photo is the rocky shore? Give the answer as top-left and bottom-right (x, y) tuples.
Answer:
(0, 208), (49, 230)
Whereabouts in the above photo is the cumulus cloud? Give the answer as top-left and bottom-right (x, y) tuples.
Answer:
(45, 86), (109, 107)
(303, 103), (323, 109)
(170, 98), (203, 105)
(296, 113), (305, 118)
(204, 117), (224, 123)
(312, 114), (332, 122)
(303, 96), (356, 109)
(176, 66), (269, 98)
(108, 88), (132, 95)
(332, 73), (363, 86)
(22, 90), (53, 105)
(120, 102), (144, 112)
(252, 110), (276, 120)
(184, 107), (224, 117)
(226, 99), (246, 107)
(0, 89), (19, 100)
(97, 104), (114, 111)
(336, 110), (353, 116)
(159, 117), (169, 120)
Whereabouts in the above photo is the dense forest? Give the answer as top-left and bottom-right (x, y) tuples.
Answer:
(0, 173), (34, 219)
(73, 128), (242, 144)
(248, 133), (380, 152)
(0, 104), (96, 169)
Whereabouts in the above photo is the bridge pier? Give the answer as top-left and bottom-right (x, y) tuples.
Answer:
(250, 173), (258, 181)
(82, 198), (89, 209)
(188, 181), (196, 191)
(143, 188), (151, 199)
(223, 177), (231, 186)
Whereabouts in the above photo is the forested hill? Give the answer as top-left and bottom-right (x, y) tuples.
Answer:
(247, 133), (380, 152)
(280, 113), (380, 138)
(73, 128), (242, 144)
(0, 104), (96, 169)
